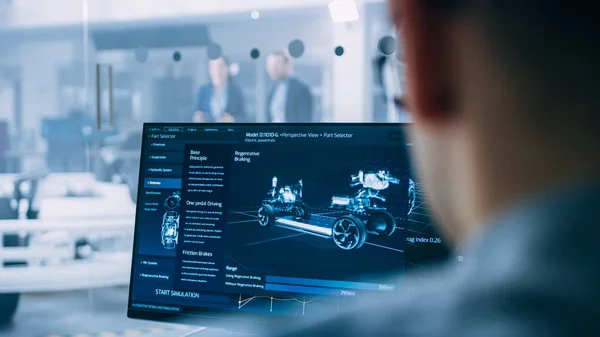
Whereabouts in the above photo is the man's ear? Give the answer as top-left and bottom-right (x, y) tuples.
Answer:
(396, 0), (458, 125)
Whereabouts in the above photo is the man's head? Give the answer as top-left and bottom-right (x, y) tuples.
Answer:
(390, 0), (600, 243)
(267, 51), (292, 81)
(209, 56), (230, 88)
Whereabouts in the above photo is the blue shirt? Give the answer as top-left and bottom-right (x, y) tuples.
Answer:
(194, 83), (246, 122)
(269, 79), (288, 123)
(209, 86), (228, 121)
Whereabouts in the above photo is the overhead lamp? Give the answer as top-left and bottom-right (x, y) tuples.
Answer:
(328, 0), (359, 23)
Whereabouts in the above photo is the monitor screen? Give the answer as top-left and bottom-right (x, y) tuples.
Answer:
(128, 123), (450, 329)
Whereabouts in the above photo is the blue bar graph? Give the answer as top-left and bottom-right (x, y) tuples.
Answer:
(265, 283), (356, 296)
(265, 276), (395, 292)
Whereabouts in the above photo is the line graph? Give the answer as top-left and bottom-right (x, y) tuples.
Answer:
(238, 294), (313, 314)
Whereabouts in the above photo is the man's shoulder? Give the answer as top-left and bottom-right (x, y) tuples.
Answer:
(445, 185), (600, 335)
(228, 83), (244, 96)
(272, 185), (600, 337)
(197, 83), (212, 94)
(288, 77), (310, 90)
(272, 256), (599, 337)
(401, 248), (600, 336)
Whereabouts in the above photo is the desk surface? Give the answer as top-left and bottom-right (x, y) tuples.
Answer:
(135, 327), (257, 337)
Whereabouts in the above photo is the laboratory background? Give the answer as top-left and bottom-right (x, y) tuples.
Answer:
(0, 0), (408, 336)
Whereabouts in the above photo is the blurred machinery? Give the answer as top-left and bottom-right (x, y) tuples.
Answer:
(0, 121), (10, 173)
(42, 117), (116, 173)
(0, 172), (135, 322)
(93, 130), (142, 203)
(0, 168), (48, 322)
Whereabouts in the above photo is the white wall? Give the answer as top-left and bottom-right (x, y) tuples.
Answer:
(210, 15), (332, 59)
(0, 36), (81, 172)
(7, 0), (368, 27)
(332, 17), (368, 122)
(1, 39), (79, 132)
(0, 80), (15, 125)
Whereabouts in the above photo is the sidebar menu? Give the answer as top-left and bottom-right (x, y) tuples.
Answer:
(174, 144), (232, 293)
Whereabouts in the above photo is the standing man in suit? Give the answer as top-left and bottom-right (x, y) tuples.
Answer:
(194, 56), (246, 123)
(271, 0), (600, 336)
(266, 51), (314, 123)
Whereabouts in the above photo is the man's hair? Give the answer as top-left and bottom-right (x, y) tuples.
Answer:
(432, 0), (600, 133)
(210, 56), (232, 81)
(269, 51), (290, 64)
(432, 0), (600, 72)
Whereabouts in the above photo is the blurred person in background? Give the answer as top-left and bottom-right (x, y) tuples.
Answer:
(193, 56), (246, 123)
(272, 0), (600, 336)
(266, 51), (313, 123)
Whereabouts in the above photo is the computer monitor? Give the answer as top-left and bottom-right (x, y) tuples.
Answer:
(128, 123), (450, 332)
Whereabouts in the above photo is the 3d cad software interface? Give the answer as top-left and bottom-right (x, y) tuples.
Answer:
(129, 124), (446, 318)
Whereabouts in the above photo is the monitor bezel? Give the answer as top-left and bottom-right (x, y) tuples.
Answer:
(127, 122), (411, 331)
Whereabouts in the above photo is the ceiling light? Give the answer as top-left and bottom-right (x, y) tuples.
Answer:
(328, 0), (359, 23)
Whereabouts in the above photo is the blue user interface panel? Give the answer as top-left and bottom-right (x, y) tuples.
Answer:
(129, 123), (447, 319)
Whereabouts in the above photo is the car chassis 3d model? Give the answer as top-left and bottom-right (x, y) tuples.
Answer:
(258, 177), (311, 226)
(161, 191), (181, 249)
(257, 171), (408, 250)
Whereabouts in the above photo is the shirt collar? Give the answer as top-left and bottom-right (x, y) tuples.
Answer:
(277, 76), (292, 86)
(212, 84), (228, 92)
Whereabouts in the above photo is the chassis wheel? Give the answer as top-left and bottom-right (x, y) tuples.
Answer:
(292, 203), (311, 219)
(258, 205), (276, 227)
(407, 181), (416, 216)
(0, 293), (19, 323)
(332, 215), (367, 250)
(368, 211), (397, 236)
